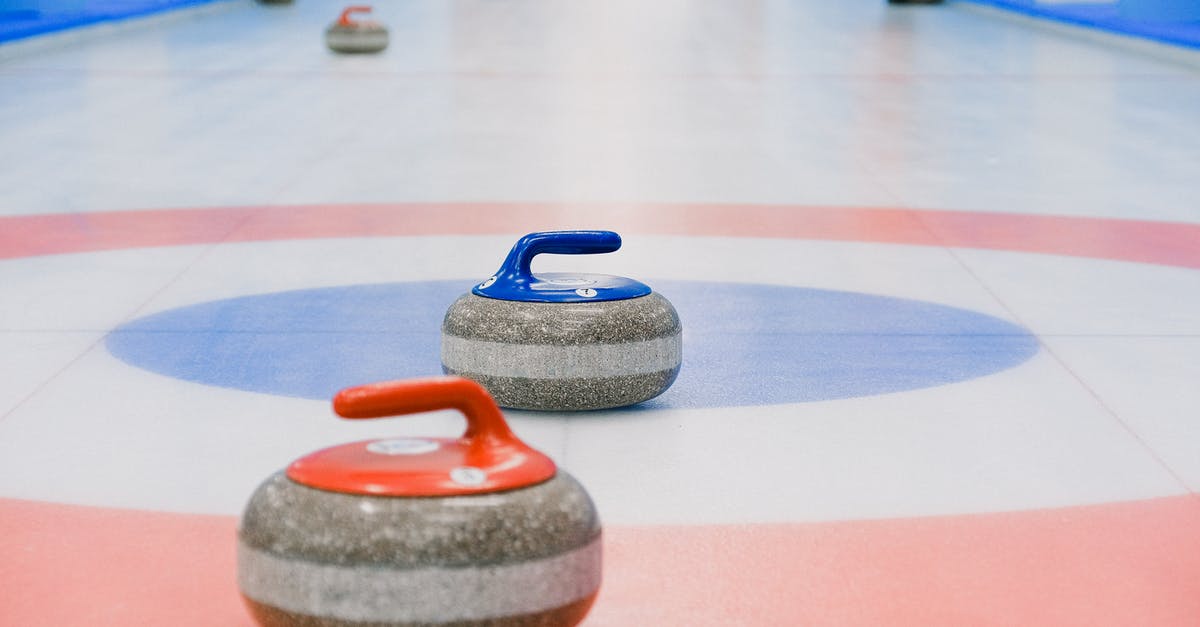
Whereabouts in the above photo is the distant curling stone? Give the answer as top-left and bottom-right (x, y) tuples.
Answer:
(442, 230), (682, 411)
(255, 0), (293, 5)
(238, 376), (602, 626)
(325, 5), (388, 54)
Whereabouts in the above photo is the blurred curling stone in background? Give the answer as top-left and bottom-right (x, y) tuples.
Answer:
(325, 6), (388, 54)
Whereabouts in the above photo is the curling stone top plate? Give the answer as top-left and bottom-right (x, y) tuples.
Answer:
(472, 230), (652, 303)
(287, 377), (556, 497)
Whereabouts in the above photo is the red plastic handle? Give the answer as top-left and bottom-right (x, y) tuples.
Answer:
(333, 376), (519, 459)
(337, 5), (373, 26)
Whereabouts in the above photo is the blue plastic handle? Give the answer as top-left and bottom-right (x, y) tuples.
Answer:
(495, 231), (621, 286)
(473, 230), (650, 302)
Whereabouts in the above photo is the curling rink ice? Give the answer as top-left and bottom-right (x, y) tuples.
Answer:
(2, 1), (1200, 625)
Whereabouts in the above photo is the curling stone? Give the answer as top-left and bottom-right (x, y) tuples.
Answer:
(442, 230), (682, 411)
(325, 6), (388, 54)
(237, 376), (602, 627)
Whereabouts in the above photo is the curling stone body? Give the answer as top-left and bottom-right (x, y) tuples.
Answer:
(442, 231), (682, 411)
(239, 472), (601, 627)
(325, 6), (389, 54)
(443, 291), (681, 411)
(237, 377), (602, 627)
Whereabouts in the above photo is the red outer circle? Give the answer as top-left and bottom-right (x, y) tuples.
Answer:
(3, 204), (1197, 269)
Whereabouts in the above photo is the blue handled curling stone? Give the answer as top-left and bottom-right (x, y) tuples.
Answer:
(441, 230), (682, 411)
(325, 6), (389, 54)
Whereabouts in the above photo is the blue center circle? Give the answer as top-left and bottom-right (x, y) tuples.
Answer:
(105, 280), (1039, 409)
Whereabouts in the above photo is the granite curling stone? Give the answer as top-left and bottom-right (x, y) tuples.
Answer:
(442, 230), (682, 411)
(237, 376), (602, 627)
(325, 6), (389, 54)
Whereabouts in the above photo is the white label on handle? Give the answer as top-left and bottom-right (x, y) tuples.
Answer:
(450, 466), (488, 486)
(546, 277), (594, 286)
(366, 439), (440, 456)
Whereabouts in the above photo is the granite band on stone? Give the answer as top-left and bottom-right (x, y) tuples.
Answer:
(240, 472), (600, 568)
(325, 28), (388, 53)
(442, 335), (682, 379)
(443, 368), (679, 412)
(441, 292), (682, 410)
(442, 292), (682, 345)
(243, 595), (597, 627)
(239, 537), (601, 623)
(238, 471), (602, 625)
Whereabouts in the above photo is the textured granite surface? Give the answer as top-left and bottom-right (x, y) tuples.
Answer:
(240, 539), (601, 623)
(441, 292), (682, 410)
(240, 472), (599, 567)
(243, 592), (598, 627)
(442, 368), (679, 411)
(442, 293), (680, 346)
(238, 471), (601, 625)
(324, 25), (389, 53)
(442, 335), (682, 378)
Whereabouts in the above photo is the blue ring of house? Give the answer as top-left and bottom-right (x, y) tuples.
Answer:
(106, 279), (1040, 410)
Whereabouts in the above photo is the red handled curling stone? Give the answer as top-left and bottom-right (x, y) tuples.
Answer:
(325, 6), (388, 54)
(441, 230), (682, 411)
(237, 376), (601, 626)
